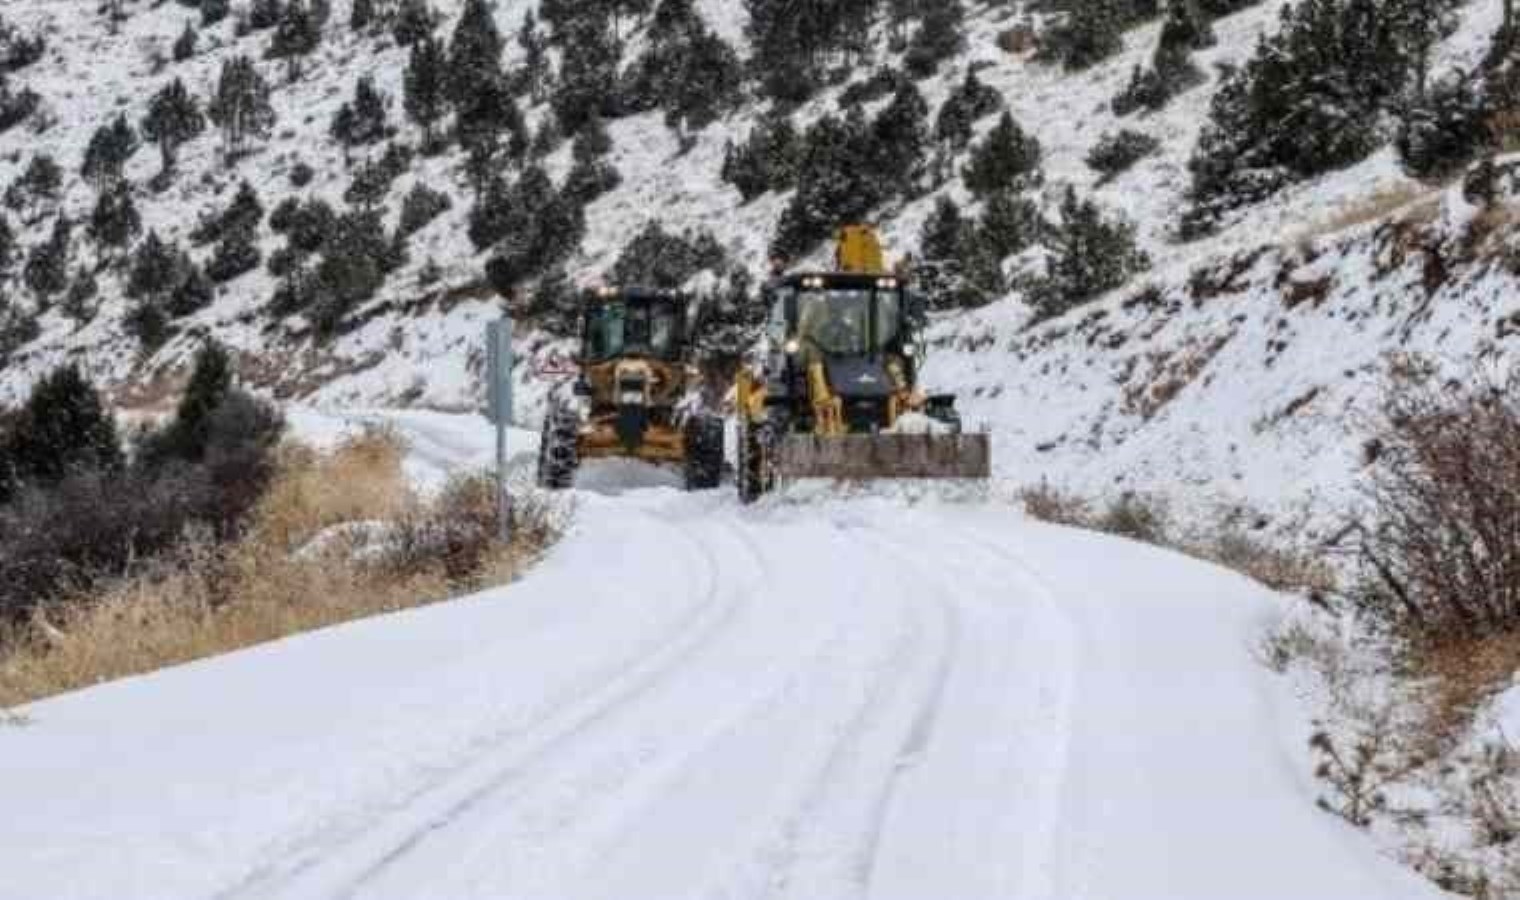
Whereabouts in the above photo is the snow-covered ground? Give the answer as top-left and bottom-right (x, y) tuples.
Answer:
(0, 410), (1447, 900)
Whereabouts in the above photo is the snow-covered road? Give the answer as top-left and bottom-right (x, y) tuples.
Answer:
(2, 474), (1443, 900)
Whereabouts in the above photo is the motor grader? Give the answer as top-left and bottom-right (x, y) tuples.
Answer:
(735, 225), (991, 503)
(537, 286), (725, 491)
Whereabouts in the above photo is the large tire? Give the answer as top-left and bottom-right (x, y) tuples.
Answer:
(683, 414), (724, 491)
(736, 416), (776, 505)
(536, 405), (581, 490)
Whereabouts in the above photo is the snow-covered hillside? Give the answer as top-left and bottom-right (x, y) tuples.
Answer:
(0, 0), (1513, 522)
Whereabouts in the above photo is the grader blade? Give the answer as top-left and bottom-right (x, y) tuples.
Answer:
(776, 434), (991, 481)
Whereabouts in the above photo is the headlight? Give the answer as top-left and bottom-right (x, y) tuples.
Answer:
(902, 343), (918, 357)
(784, 338), (801, 355)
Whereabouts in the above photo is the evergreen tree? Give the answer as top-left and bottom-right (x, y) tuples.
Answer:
(207, 221), (261, 282)
(515, 10), (549, 103)
(771, 109), (881, 260)
(868, 82), (930, 195)
(479, 165), (586, 292)
(404, 34), (447, 150)
(207, 56), (276, 162)
(1032, 186), (1148, 320)
(0, 212), (13, 278)
(168, 260), (214, 317)
(331, 75), (391, 162)
(62, 267), (99, 323)
(963, 111), (1042, 198)
(3, 153), (61, 222)
(456, 70), (524, 166)
(23, 216), (70, 299)
(308, 209), (395, 334)
(611, 220), (727, 287)
(158, 340), (234, 461)
(202, 0), (230, 26)
(1041, 0), (1126, 71)
(0, 78), (40, 136)
(935, 68), (1002, 151)
(978, 190), (1044, 260)
(1397, 71), (1487, 178)
(191, 180), (263, 245)
(88, 180), (142, 253)
(250, 0), (285, 30)
(392, 0), (434, 45)
(916, 196), (1001, 310)
(398, 183), (451, 235)
(0, 364), (122, 498)
(127, 230), (183, 300)
(270, 0), (322, 81)
(142, 77), (206, 175)
(350, 0), (375, 31)
(552, 18), (620, 131)
(173, 20), (199, 61)
(905, 0), (966, 77)
(447, 0), (504, 105)
(81, 114), (140, 190)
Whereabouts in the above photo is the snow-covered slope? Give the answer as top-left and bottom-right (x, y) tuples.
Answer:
(0, 0), (1513, 522)
(1, 473), (1446, 900)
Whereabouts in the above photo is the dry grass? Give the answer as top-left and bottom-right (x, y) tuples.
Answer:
(1020, 484), (1335, 599)
(1412, 632), (1520, 749)
(1296, 182), (1435, 244)
(255, 424), (414, 552)
(0, 433), (556, 708)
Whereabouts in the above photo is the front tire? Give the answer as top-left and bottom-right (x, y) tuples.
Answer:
(683, 414), (724, 491)
(536, 404), (581, 490)
(737, 416), (777, 504)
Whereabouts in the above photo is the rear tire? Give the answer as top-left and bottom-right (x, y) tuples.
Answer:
(737, 416), (777, 504)
(683, 414), (724, 491)
(536, 404), (581, 490)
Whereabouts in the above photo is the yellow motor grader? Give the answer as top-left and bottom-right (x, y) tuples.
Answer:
(735, 226), (991, 502)
(537, 286), (724, 491)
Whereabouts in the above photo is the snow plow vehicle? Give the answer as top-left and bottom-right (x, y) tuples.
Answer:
(537, 286), (725, 491)
(735, 226), (991, 503)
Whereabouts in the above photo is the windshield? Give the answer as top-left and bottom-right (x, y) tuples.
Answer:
(584, 300), (680, 361)
(796, 288), (902, 356)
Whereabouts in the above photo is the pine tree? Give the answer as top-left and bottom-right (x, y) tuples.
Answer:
(398, 183), (451, 235)
(159, 340), (234, 461)
(771, 110), (881, 260)
(168, 260), (214, 317)
(331, 75), (391, 163)
(392, 0), (434, 45)
(447, 0), (504, 105)
(350, 0), (375, 31)
(869, 82), (930, 195)
(192, 180), (264, 245)
(963, 112), (1042, 198)
(552, 18), (619, 131)
(1042, 0), (1126, 71)
(81, 114), (140, 190)
(270, 0), (322, 81)
(250, 0), (285, 30)
(1, 364), (122, 497)
(516, 10), (549, 102)
(1033, 186), (1148, 320)
(142, 77), (206, 175)
(202, 0), (230, 26)
(128, 230), (183, 300)
(207, 222), (261, 283)
(905, 0), (966, 77)
(207, 56), (276, 162)
(455, 70), (523, 165)
(88, 180), (142, 253)
(23, 216), (70, 299)
(3, 153), (61, 222)
(174, 19), (199, 61)
(404, 34), (447, 150)
(935, 69), (1002, 151)
(978, 190), (1044, 260)
(0, 212), (13, 278)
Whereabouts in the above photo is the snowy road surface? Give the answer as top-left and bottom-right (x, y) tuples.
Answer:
(2, 484), (1444, 900)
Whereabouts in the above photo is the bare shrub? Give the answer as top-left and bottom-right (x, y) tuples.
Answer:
(1019, 481), (1092, 527)
(1204, 529), (1337, 599)
(1096, 492), (1169, 544)
(0, 440), (559, 707)
(1310, 702), (1419, 827)
(1351, 368), (1520, 641)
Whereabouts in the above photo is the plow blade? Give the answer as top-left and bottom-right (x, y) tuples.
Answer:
(776, 434), (991, 480)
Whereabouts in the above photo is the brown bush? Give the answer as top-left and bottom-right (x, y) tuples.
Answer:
(0, 438), (559, 708)
(1096, 492), (1170, 544)
(1352, 368), (1520, 641)
(1019, 481), (1092, 527)
(1202, 530), (1337, 599)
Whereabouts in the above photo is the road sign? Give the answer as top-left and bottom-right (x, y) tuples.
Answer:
(486, 318), (514, 425)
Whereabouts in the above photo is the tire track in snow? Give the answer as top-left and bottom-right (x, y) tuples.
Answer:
(216, 503), (742, 900)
